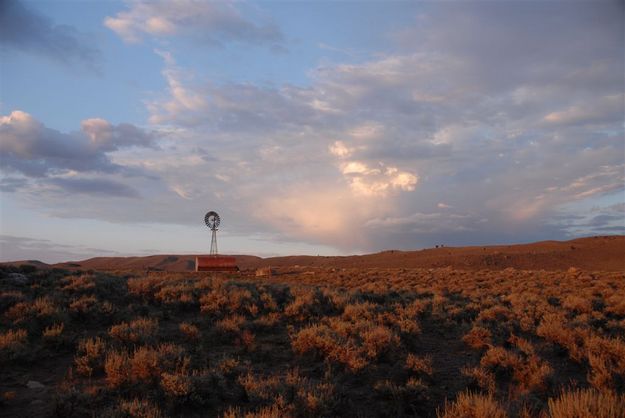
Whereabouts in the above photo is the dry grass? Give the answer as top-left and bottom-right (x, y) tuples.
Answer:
(42, 322), (64, 341)
(463, 326), (493, 350)
(406, 353), (433, 376)
(179, 321), (200, 340)
(116, 397), (164, 418)
(104, 350), (130, 388)
(437, 391), (507, 418)
(545, 389), (625, 418)
(1, 265), (624, 417)
(0, 328), (27, 354)
(75, 336), (106, 377)
(109, 317), (159, 344)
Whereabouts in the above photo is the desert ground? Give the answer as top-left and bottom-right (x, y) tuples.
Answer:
(1, 236), (624, 417)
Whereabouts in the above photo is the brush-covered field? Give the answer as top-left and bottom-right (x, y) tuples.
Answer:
(1, 265), (624, 417)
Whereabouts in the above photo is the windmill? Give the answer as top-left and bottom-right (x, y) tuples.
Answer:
(204, 211), (220, 255)
(195, 210), (238, 272)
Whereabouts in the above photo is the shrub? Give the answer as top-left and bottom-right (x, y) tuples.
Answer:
(127, 277), (163, 298)
(546, 389), (625, 418)
(480, 346), (520, 372)
(130, 346), (160, 382)
(404, 299), (430, 317)
(154, 343), (186, 371)
(69, 295), (99, 314)
(259, 292), (278, 311)
(240, 330), (255, 351)
(605, 295), (625, 316)
(155, 284), (196, 306)
(5, 297), (57, 323)
(291, 324), (336, 358)
(222, 394), (293, 418)
(117, 397), (164, 418)
(284, 289), (318, 321)
(62, 275), (96, 293)
(406, 354), (433, 376)
(104, 350), (130, 388)
(200, 287), (254, 316)
(437, 391), (507, 418)
(0, 291), (25, 313)
(587, 353), (614, 391)
(179, 322), (200, 340)
(75, 337), (106, 377)
(536, 315), (585, 362)
(562, 295), (593, 315)
(342, 302), (377, 322)
(109, 317), (158, 344)
(477, 306), (510, 323)
(291, 323), (368, 371)
(216, 315), (246, 334)
(0, 328), (27, 355)
(463, 326), (492, 350)
(238, 372), (281, 403)
(462, 366), (496, 394)
(254, 313), (280, 329)
(42, 322), (64, 341)
(161, 371), (192, 397)
(360, 325), (397, 359)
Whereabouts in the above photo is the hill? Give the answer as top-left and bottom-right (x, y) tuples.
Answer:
(4, 235), (623, 272)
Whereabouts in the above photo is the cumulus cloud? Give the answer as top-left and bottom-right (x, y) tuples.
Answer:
(0, 0), (99, 68)
(0, 110), (157, 176)
(0, 110), (157, 197)
(105, 0), (283, 46)
(339, 161), (418, 197)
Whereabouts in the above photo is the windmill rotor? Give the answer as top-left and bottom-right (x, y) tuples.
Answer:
(204, 211), (220, 231)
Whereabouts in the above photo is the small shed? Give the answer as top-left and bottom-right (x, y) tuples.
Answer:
(195, 255), (239, 272)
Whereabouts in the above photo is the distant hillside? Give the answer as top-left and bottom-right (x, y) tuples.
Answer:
(0, 260), (51, 270)
(3, 236), (624, 272)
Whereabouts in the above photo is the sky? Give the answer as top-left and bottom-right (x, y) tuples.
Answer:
(0, 0), (624, 263)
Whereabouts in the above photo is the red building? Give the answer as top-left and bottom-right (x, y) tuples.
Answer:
(195, 255), (239, 272)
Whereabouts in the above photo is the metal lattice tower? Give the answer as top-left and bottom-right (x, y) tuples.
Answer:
(204, 211), (221, 255)
(209, 229), (218, 255)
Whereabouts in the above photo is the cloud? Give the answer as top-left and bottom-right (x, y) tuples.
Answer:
(105, 0), (283, 46)
(0, 234), (121, 263)
(554, 201), (625, 238)
(543, 95), (624, 126)
(0, 177), (29, 192)
(0, 0), (99, 68)
(81, 118), (155, 152)
(5, 2), (623, 254)
(0, 110), (156, 197)
(128, 1), (623, 251)
(339, 161), (418, 197)
(48, 177), (140, 198)
(0, 110), (157, 177)
(147, 50), (208, 125)
(365, 212), (473, 234)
